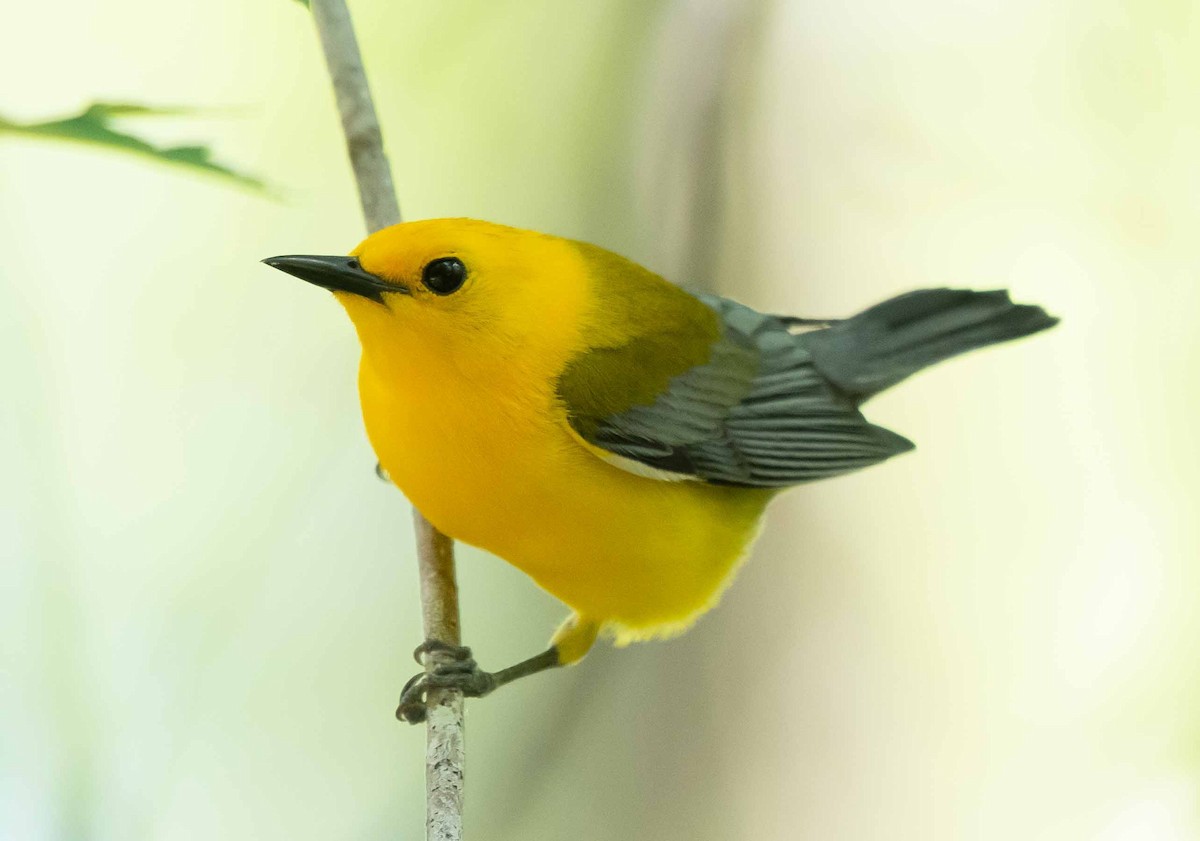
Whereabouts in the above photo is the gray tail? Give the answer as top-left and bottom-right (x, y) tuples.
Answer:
(800, 288), (1058, 399)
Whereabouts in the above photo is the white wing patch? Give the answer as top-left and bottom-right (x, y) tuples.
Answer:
(598, 451), (701, 482)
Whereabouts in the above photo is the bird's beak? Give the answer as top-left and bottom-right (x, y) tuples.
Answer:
(262, 254), (410, 303)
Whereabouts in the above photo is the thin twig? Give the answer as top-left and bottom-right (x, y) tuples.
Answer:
(308, 2), (466, 839)
(310, 0), (399, 231)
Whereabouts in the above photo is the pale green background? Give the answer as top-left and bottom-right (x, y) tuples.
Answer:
(3, 1), (1198, 839)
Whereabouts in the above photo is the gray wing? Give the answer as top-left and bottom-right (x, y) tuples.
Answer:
(585, 296), (914, 488)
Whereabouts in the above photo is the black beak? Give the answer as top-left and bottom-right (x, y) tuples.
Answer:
(262, 254), (409, 303)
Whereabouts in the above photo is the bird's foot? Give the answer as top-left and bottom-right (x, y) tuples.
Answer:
(396, 639), (497, 724)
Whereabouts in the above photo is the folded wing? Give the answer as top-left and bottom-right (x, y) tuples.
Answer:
(557, 294), (913, 488)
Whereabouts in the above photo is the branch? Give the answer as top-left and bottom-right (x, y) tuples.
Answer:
(308, 2), (465, 839)
(310, 0), (399, 231)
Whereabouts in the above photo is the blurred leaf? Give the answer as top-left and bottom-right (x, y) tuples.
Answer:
(0, 101), (267, 192)
(294, 0), (310, 7)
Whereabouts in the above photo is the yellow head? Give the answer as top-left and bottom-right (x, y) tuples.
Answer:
(266, 218), (592, 387)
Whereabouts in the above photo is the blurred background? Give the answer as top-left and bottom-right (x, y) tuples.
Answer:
(3, 0), (1198, 838)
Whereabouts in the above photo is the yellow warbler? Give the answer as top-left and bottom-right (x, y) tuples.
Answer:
(265, 218), (1056, 723)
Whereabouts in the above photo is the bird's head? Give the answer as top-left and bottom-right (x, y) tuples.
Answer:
(264, 218), (592, 379)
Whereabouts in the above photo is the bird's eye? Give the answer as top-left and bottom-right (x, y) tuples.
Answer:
(421, 257), (467, 295)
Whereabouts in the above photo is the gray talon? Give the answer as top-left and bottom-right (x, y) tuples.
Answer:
(396, 644), (497, 724)
(412, 639), (473, 665)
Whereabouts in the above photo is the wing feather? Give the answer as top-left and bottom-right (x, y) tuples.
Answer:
(558, 293), (914, 487)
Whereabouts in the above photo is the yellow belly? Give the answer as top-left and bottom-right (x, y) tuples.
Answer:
(358, 355), (773, 643)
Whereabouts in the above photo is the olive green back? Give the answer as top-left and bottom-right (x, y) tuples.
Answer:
(556, 242), (723, 438)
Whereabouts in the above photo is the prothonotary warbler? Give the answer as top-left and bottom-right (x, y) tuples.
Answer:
(265, 218), (1057, 723)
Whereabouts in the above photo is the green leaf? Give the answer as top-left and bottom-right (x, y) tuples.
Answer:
(294, 0), (310, 7)
(0, 101), (267, 192)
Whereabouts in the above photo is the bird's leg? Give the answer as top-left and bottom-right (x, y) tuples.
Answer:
(395, 642), (558, 724)
(395, 616), (598, 724)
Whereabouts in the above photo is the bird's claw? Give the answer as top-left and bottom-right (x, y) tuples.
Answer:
(397, 640), (497, 724)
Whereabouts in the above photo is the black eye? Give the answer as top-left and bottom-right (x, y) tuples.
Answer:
(421, 257), (467, 295)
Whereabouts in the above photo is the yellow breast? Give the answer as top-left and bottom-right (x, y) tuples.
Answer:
(357, 348), (771, 643)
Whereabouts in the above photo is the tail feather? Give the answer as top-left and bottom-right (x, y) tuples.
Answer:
(800, 288), (1058, 399)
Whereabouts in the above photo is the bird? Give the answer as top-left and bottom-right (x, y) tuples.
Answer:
(264, 217), (1058, 723)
